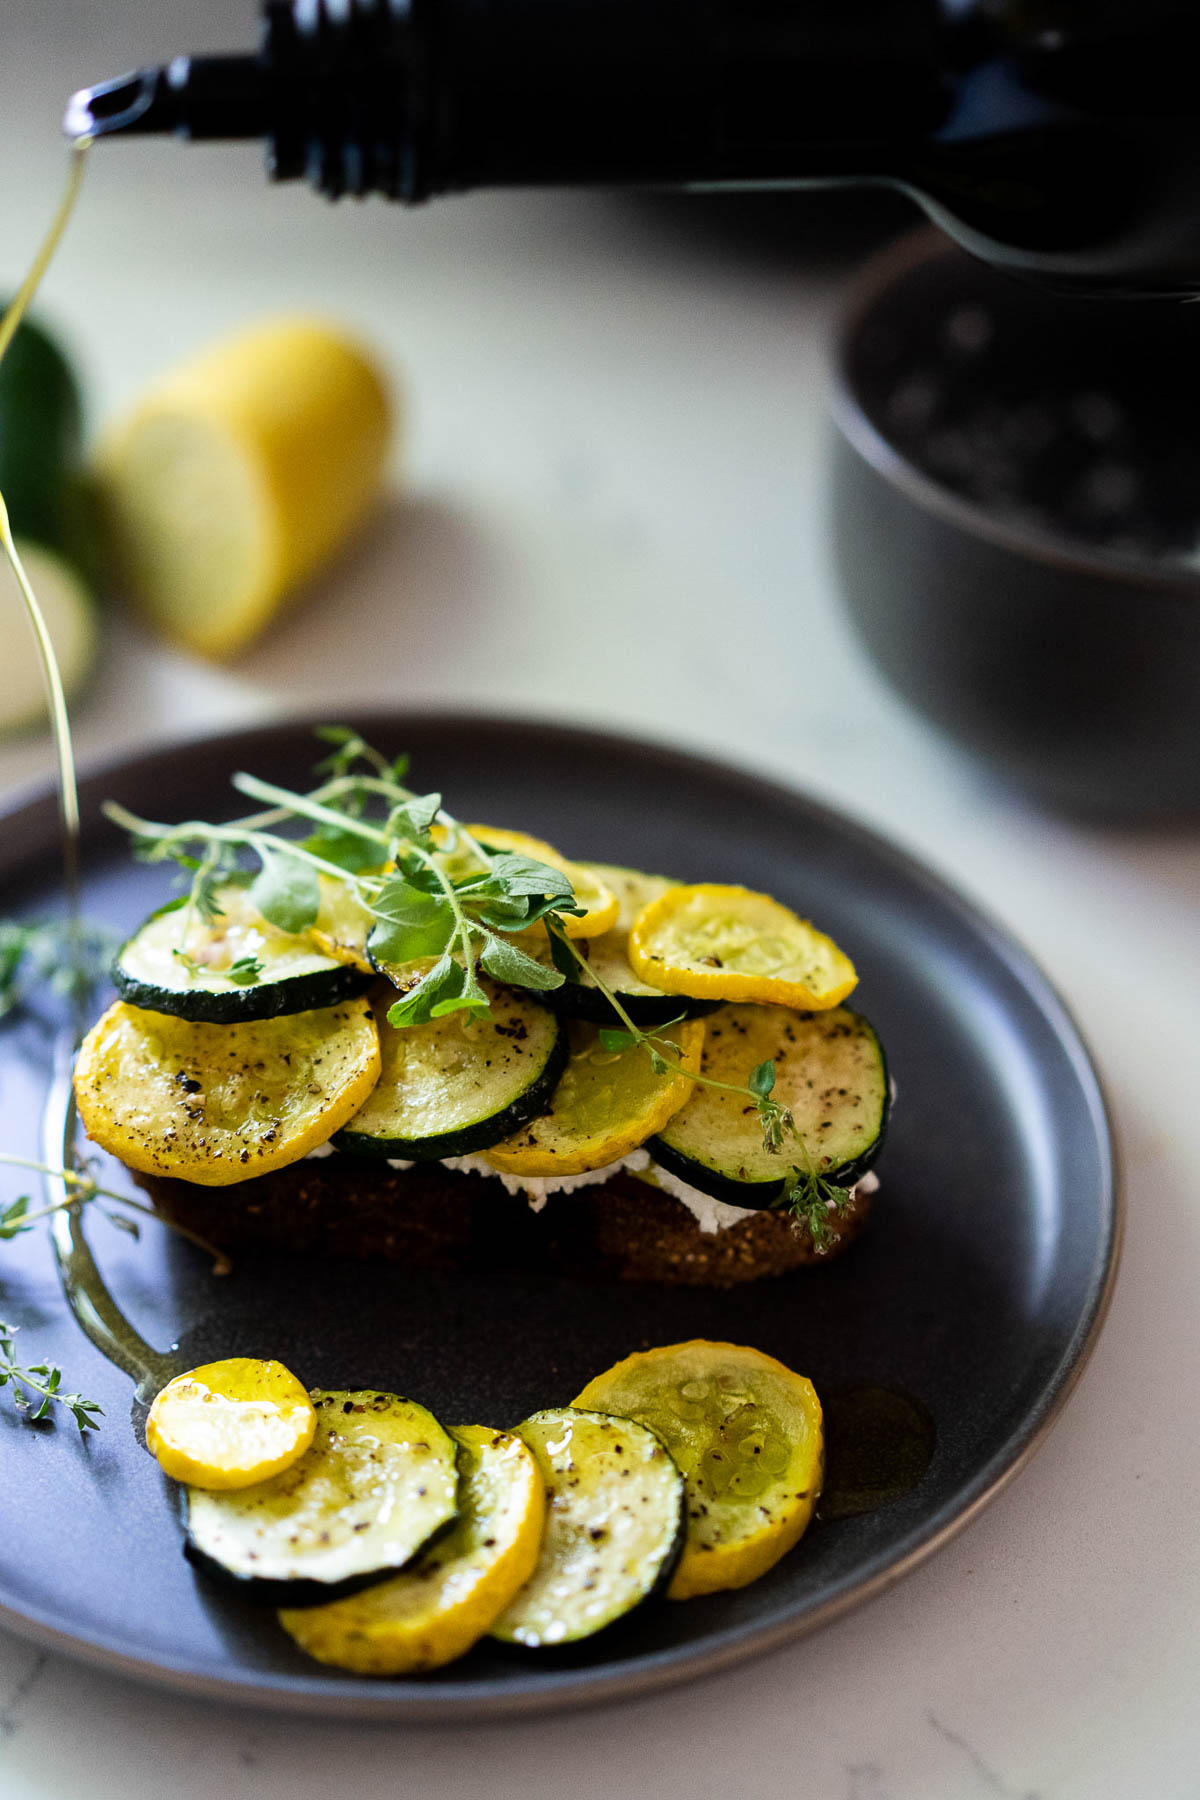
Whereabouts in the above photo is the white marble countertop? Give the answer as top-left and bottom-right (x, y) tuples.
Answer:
(2, 7), (1199, 1797)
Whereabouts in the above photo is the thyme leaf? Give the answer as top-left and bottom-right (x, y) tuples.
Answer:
(781, 1169), (853, 1254)
(247, 847), (321, 934)
(224, 955), (265, 987)
(0, 1319), (103, 1432)
(0, 1195), (31, 1240)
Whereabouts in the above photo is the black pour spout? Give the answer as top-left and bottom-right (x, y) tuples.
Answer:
(65, 57), (268, 145)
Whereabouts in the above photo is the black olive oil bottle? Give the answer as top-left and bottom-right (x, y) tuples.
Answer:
(68, 0), (1200, 297)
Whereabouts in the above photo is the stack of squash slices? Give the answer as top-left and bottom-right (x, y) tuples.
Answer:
(70, 821), (890, 1676)
(74, 826), (891, 1284)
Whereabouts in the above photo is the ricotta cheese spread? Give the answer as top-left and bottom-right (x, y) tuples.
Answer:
(438, 1147), (653, 1211)
(307, 1143), (880, 1235)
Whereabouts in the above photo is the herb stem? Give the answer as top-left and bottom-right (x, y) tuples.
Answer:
(229, 774), (391, 848)
(101, 801), (379, 895)
(546, 921), (786, 1109)
(231, 772), (487, 987)
(0, 1154), (232, 1272)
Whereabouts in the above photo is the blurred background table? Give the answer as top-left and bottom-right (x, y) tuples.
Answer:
(1, 6), (1198, 1797)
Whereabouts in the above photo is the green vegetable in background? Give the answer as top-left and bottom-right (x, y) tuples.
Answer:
(0, 303), (99, 735)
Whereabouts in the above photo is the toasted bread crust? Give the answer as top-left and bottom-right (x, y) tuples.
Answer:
(135, 1155), (871, 1287)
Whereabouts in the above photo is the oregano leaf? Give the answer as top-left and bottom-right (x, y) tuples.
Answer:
(248, 850), (320, 934)
(479, 937), (565, 990)
(386, 954), (460, 1028)
(485, 852), (576, 900)
(369, 879), (456, 963)
(386, 793), (442, 844)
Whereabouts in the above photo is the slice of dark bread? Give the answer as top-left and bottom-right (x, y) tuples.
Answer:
(134, 1154), (871, 1287)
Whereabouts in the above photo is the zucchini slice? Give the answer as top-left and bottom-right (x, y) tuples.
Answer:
(335, 980), (568, 1161)
(649, 1003), (888, 1207)
(489, 1408), (685, 1647)
(184, 1390), (460, 1607)
(573, 1341), (824, 1600)
(114, 885), (371, 1022)
(279, 1424), (546, 1673)
(73, 997), (381, 1186)
(146, 1358), (317, 1490)
(484, 1017), (705, 1177)
(535, 864), (719, 1028)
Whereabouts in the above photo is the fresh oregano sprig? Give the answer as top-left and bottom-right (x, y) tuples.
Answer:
(0, 1318), (103, 1433)
(104, 745), (586, 1032)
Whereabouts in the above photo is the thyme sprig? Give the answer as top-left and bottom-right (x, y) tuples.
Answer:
(0, 916), (119, 1020)
(554, 923), (851, 1240)
(0, 1318), (103, 1432)
(0, 1153), (232, 1274)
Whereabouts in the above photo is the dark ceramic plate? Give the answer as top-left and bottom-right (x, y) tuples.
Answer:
(0, 714), (1118, 1721)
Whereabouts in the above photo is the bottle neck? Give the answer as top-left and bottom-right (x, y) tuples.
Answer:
(262, 0), (947, 201)
(65, 0), (1200, 295)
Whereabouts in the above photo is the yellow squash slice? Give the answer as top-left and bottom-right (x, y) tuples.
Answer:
(307, 874), (378, 974)
(484, 1017), (705, 1176)
(628, 883), (857, 1010)
(146, 1358), (316, 1489)
(279, 1424), (545, 1674)
(74, 998), (381, 1186)
(570, 863), (681, 1000)
(573, 1340), (824, 1600)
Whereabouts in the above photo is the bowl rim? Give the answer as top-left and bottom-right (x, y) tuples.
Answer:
(829, 225), (1200, 596)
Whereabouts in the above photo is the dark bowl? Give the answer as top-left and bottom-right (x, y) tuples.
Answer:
(829, 228), (1200, 820)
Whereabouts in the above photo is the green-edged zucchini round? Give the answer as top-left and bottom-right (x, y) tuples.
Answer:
(183, 1390), (459, 1607)
(534, 863), (717, 1027)
(114, 886), (372, 1023)
(489, 1408), (685, 1648)
(0, 306), (86, 562)
(649, 1003), (889, 1209)
(335, 979), (568, 1162)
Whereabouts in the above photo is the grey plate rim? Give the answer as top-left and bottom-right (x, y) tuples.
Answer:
(0, 708), (1122, 1722)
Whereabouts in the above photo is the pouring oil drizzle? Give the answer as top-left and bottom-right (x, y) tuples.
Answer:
(0, 137), (91, 943)
(44, 1048), (179, 1401)
(0, 140), (176, 1395)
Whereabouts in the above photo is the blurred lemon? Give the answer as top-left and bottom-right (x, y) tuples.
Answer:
(95, 317), (394, 658)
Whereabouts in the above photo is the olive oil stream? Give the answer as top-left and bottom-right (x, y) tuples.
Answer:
(0, 138), (90, 930)
(2, 139), (177, 1396)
